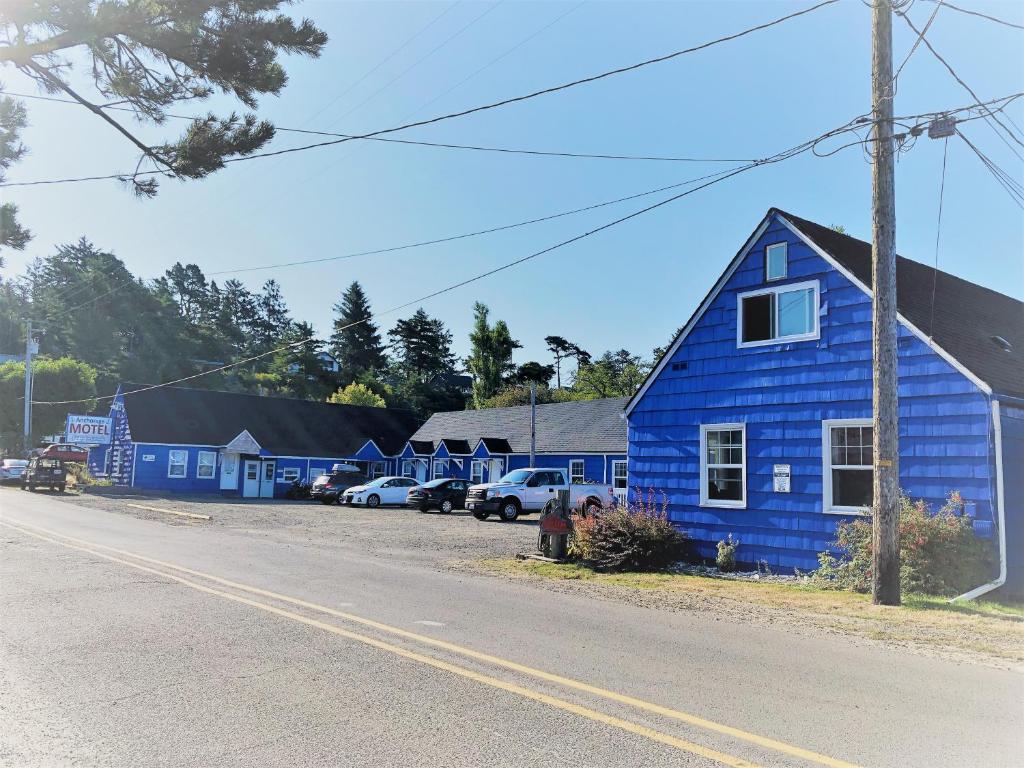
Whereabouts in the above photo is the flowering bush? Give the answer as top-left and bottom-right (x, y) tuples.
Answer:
(568, 489), (688, 572)
(814, 491), (995, 596)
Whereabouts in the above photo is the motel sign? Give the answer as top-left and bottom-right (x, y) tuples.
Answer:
(66, 414), (113, 445)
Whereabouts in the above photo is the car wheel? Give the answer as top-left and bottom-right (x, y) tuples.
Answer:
(472, 511), (490, 521)
(320, 497), (333, 505)
(20, 483), (26, 491)
(58, 484), (66, 493)
(584, 498), (602, 516)
(440, 499), (454, 514)
(418, 505), (430, 513)
(366, 494), (380, 509)
(499, 499), (520, 522)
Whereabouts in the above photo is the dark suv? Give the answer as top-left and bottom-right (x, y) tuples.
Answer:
(406, 478), (469, 513)
(311, 471), (368, 505)
(20, 457), (67, 493)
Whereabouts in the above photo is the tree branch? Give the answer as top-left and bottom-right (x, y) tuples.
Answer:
(23, 60), (176, 174)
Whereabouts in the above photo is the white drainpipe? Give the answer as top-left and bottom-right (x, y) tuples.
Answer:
(952, 399), (1007, 602)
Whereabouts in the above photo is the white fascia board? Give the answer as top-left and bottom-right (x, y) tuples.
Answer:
(625, 215), (775, 416)
(777, 214), (993, 395)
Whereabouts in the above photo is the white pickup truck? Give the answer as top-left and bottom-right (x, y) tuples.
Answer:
(465, 467), (615, 522)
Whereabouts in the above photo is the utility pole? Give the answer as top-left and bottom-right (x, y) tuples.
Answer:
(871, 0), (901, 606)
(22, 320), (36, 455)
(529, 380), (537, 467)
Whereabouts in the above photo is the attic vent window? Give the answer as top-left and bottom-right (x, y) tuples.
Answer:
(991, 335), (1013, 352)
(766, 242), (788, 281)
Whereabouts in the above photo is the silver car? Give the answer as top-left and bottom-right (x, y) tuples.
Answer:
(0, 459), (29, 484)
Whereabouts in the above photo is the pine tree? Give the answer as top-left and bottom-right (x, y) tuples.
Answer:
(330, 281), (386, 382)
(387, 308), (456, 384)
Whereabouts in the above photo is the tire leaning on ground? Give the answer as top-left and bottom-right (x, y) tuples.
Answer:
(472, 511), (489, 521)
(58, 484), (66, 493)
(366, 494), (380, 509)
(498, 498), (520, 522)
(440, 499), (454, 514)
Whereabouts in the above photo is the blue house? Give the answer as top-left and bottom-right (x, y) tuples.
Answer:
(403, 398), (629, 499)
(625, 209), (1022, 593)
(96, 385), (419, 497)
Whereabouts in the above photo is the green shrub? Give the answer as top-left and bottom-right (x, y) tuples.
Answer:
(716, 534), (740, 573)
(568, 490), (687, 572)
(814, 491), (995, 596)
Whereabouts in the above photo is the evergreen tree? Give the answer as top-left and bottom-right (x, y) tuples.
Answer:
(0, 2), (327, 203)
(466, 303), (521, 408)
(0, 93), (29, 256)
(387, 308), (455, 384)
(330, 281), (386, 382)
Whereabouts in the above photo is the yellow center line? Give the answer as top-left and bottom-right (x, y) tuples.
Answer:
(1, 519), (756, 768)
(0, 517), (863, 768)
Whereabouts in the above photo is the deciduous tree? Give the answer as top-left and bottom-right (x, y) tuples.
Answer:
(328, 382), (386, 408)
(466, 302), (520, 408)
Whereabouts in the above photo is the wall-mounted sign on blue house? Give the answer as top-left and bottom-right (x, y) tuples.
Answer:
(625, 208), (1023, 594)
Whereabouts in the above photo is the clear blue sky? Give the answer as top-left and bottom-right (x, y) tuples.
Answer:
(3, 0), (1022, 370)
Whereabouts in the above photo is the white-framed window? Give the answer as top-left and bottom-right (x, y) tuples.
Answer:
(310, 466), (325, 480)
(282, 467), (300, 483)
(196, 451), (216, 479)
(699, 424), (745, 508)
(432, 459), (449, 479)
(612, 460), (628, 491)
(168, 449), (188, 479)
(823, 420), (873, 514)
(402, 460), (416, 478)
(369, 461), (387, 478)
(765, 242), (788, 281)
(737, 279), (819, 348)
(569, 459), (585, 484)
(470, 460), (485, 485)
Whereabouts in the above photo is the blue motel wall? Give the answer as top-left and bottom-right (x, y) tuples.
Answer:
(626, 213), (1018, 583)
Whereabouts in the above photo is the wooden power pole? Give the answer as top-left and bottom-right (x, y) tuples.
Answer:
(871, 0), (901, 606)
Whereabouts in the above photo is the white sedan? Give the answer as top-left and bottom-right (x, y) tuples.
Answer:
(342, 476), (420, 508)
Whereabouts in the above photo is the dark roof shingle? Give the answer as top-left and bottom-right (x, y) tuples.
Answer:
(121, 386), (420, 456)
(410, 398), (628, 454)
(777, 209), (1024, 397)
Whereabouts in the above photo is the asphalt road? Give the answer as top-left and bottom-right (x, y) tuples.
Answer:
(1, 490), (1021, 768)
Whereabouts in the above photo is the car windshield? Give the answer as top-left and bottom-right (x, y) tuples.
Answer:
(3, 460), (28, 467)
(365, 477), (392, 487)
(497, 469), (532, 484)
(421, 479), (448, 488)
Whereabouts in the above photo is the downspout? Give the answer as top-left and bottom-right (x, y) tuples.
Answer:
(952, 399), (1007, 602)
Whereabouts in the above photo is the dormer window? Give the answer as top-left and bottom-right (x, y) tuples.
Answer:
(737, 280), (820, 347)
(766, 242), (788, 281)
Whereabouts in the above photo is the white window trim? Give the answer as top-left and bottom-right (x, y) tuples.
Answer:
(196, 450), (217, 479)
(699, 423), (746, 509)
(736, 279), (820, 349)
(765, 242), (788, 281)
(569, 459), (585, 484)
(611, 460), (628, 490)
(281, 466), (301, 483)
(822, 418), (873, 516)
(168, 449), (188, 479)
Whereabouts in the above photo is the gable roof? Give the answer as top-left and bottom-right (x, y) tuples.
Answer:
(478, 437), (513, 454)
(627, 208), (1024, 413)
(437, 438), (472, 455)
(410, 398), (628, 454)
(120, 385), (420, 457)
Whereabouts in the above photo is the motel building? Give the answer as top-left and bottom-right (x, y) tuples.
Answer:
(89, 385), (419, 498)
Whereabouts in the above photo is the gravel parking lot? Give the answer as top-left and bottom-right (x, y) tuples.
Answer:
(6, 487), (539, 568)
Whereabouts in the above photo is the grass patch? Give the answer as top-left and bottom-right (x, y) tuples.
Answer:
(475, 558), (1023, 667)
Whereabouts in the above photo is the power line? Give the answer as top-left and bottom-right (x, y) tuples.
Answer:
(927, 135), (949, 339)
(956, 128), (1024, 208)
(899, 11), (1024, 160)
(926, 0), (1024, 30)
(29, 166), (746, 324)
(29, 112), (870, 406)
(892, 0), (942, 87)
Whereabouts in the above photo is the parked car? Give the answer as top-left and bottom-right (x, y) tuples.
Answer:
(465, 468), (615, 522)
(20, 457), (67, 492)
(40, 443), (88, 462)
(406, 478), (469, 513)
(0, 459), (29, 484)
(311, 470), (368, 505)
(342, 476), (419, 508)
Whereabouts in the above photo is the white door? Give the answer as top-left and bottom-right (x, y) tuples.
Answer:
(259, 461), (276, 498)
(220, 452), (239, 491)
(242, 460), (260, 497)
(612, 460), (628, 505)
(415, 461), (427, 482)
(488, 458), (504, 482)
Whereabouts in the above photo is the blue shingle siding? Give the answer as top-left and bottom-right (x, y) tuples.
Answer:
(999, 404), (1024, 595)
(628, 216), (1000, 572)
(130, 444), (222, 492)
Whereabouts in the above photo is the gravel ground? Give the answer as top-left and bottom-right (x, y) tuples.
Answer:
(15, 487), (539, 566)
